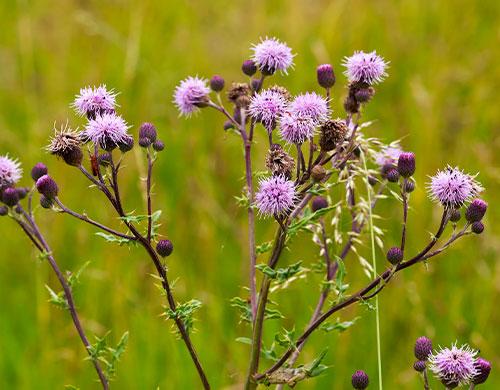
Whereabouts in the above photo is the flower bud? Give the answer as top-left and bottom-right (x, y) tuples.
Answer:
(386, 168), (400, 183)
(1, 187), (19, 206)
(398, 152), (416, 177)
(404, 180), (415, 193)
(16, 187), (29, 200)
(139, 137), (152, 148)
(223, 121), (234, 131)
(344, 95), (360, 114)
(40, 195), (53, 209)
(316, 64), (335, 89)
(36, 175), (58, 199)
(465, 199), (487, 223)
(139, 123), (157, 143)
(242, 59), (257, 76)
(14, 205), (22, 214)
(210, 75), (225, 92)
(441, 379), (459, 389)
(251, 78), (261, 91)
(471, 221), (484, 234)
(152, 140), (165, 152)
(31, 163), (48, 181)
(472, 358), (491, 385)
(98, 153), (112, 167)
(368, 176), (378, 186)
(311, 196), (328, 212)
(414, 336), (433, 360)
(386, 247), (403, 265)
(119, 136), (135, 153)
(351, 370), (369, 389)
(311, 165), (327, 182)
(0, 205), (8, 216)
(156, 239), (174, 257)
(354, 87), (375, 103)
(449, 209), (461, 223)
(413, 360), (426, 372)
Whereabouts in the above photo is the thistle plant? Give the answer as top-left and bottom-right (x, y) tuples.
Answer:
(0, 36), (491, 389)
(174, 37), (489, 388)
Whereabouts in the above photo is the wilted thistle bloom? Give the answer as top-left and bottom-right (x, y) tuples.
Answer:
(83, 113), (131, 150)
(251, 37), (294, 75)
(279, 112), (316, 145)
(265, 144), (295, 178)
(290, 92), (329, 125)
(342, 50), (388, 85)
(173, 76), (210, 116)
(255, 176), (295, 217)
(72, 84), (117, 118)
(249, 89), (288, 130)
(47, 124), (83, 166)
(428, 166), (483, 209)
(0, 155), (22, 189)
(429, 343), (478, 386)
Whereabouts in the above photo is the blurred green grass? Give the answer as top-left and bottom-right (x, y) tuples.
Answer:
(0, 0), (499, 388)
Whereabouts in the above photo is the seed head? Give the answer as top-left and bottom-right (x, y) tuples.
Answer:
(351, 370), (369, 389)
(265, 144), (295, 179)
(343, 50), (388, 85)
(268, 85), (292, 101)
(255, 175), (296, 217)
(156, 239), (174, 257)
(465, 199), (487, 223)
(47, 123), (83, 166)
(36, 175), (58, 199)
(311, 165), (326, 182)
(173, 76), (210, 116)
(319, 119), (348, 151)
(251, 37), (294, 75)
(228, 83), (252, 108)
(316, 64), (335, 89)
(0, 155), (22, 189)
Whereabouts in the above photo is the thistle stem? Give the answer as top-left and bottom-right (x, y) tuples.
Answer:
(146, 148), (153, 242)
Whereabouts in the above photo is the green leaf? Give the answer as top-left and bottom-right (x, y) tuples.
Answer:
(164, 299), (202, 334)
(274, 327), (295, 348)
(45, 285), (68, 309)
(256, 261), (305, 284)
(95, 232), (136, 246)
(230, 297), (252, 323)
(288, 205), (337, 236)
(67, 261), (90, 288)
(320, 317), (359, 333)
(256, 241), (273, 255)
(235, 337), (252, 345)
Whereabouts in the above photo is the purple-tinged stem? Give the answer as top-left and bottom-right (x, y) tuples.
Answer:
(400, 179), (409, 253)
(14, 209), (109, 389)
(423, 368), (430, 390)
(146, 148), (153, 242)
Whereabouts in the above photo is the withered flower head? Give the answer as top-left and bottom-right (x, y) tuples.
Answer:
(228, 82), (252, 108)
(319, 119), (348, 151)
(47, 123), (83, 166)
(265, 144), (295, 179)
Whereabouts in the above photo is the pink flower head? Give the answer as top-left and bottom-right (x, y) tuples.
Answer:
(83, 113), (131, 150)
(249, 89), (288, 130)
(429, 343), (478, 386)
(290, 92), (330, 125)
(279, 111), (316, 145)
(251, 37), (294, 75)
(173, 76), (210, 117)
(0, 155), (22, 189)
(342, 51), (388, 85)
(375, 145), (403, 167)
(428, 166), (483, 209)
(256, 175), (296, 217)
(72, 85), (117, 118)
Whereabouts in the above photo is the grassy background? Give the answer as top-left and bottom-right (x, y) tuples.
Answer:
(0, 0), (499, 388)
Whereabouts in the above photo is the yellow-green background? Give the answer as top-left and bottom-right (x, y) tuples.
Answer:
(0, 0), (498, 388)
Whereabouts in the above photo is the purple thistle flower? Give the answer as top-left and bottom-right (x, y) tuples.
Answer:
(83, 113), (131, 150)
(343, 51), (389, 85)
(251, 37), (294, 75)
(472, 358), (491, 385)
(290, 92), (330, 125)
(429, 343), (478, 386)
(279, 111), (316, 145)
(428, 166), (483, 209)
(375, 145), (402, 167)
(173, 76), (210, 117)
(249, 89), (288, 130)
(0, 155), (22, 189)
(255, 175), (296, 217)
(72, 84), (117, 118)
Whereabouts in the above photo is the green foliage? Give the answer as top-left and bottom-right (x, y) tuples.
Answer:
(320, 317), (360, 333)
(230, 297), (252, 323)
(95, 232), (136, 246)
(287, 206), (338, 237)
(86, 332), (129, 381)
(256, 261), (305, 284)
(164, 299), (202, 334)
